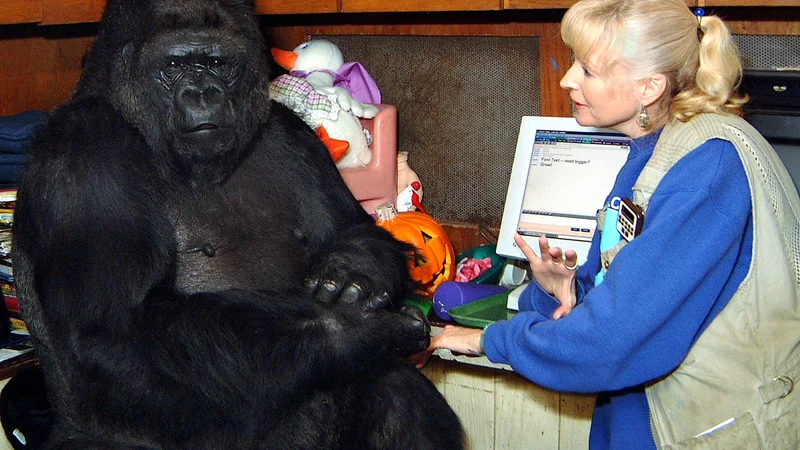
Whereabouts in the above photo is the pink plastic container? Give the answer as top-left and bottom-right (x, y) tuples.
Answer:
(339, 104), (398, 215)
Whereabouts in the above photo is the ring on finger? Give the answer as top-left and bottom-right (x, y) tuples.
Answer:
(551, 260), (560, 266)
(564, 261), (578, 271)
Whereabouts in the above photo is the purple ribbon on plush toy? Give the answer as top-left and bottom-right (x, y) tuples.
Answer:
(290, 62), (382, 105)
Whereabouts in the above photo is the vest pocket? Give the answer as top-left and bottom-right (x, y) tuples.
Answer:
(764, 408), (799, 450)
(664, 412), (762, 450)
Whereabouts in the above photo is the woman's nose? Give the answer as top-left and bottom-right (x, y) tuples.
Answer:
(560, 61), (581, 90)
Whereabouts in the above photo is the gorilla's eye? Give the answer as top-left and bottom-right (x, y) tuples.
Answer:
(208, 58), (233, 78)
(208, 58), (227, 70)
(161, 59), (186, 82)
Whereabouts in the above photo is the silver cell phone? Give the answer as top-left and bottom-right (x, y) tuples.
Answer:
(617, 198), (644, 242)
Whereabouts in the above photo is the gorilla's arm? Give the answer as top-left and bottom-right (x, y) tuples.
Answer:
(263, 104), (417, 305)
(13, 99), (426, 425)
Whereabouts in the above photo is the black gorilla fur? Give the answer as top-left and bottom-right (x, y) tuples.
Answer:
(11, 0), (464, 448)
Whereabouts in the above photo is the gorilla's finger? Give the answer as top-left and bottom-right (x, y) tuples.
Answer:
(362, 292), (391, 311)
(400, 305), (431, 336)
(314, 280), (342, 304)
(339, 283), (366, 304)
(304, 277), (320, 294)
(394, 307), (432, 355)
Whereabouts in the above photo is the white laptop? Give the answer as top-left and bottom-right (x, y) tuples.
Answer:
(496, 116), (630, 265)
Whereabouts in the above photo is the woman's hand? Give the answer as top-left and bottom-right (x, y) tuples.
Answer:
(514, 233), (578, 319)
(411, 325), (484, 368)
(430, 325), (484, 355)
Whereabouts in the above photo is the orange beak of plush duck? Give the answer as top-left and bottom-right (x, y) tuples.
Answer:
(270, 48), (298, 70)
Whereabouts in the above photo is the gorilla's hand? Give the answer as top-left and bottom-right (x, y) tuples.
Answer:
(305, 224), (413, 308)
(366, 304), (432, 357)
(305, 262), (382, 307)
(325, 291), (431, 356)
(396, 305), (432, 356)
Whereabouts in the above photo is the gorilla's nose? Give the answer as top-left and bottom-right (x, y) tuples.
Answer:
(176, 76), (229, 132)
(178, 82), (224, 111)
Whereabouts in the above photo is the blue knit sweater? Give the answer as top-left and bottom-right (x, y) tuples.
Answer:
(483, 130), (753, 449)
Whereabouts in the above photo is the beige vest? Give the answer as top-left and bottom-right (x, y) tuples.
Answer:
(600, 114), (800, 449)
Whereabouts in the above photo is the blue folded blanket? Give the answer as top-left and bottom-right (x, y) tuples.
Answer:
(0, 110), (48, 154)
(0, 110), (48, 184)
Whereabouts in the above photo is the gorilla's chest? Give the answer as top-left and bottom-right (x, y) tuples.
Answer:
(170, 184), (310, 294)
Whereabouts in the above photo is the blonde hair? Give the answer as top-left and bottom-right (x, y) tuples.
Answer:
(561, 0), (747, 127)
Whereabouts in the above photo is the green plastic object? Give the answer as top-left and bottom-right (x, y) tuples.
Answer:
(401, 293), (433, 317)
(447, 290), (517, 328)
(455, 244), (506, 285)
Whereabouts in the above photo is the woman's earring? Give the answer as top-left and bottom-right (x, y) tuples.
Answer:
(637, 105), (650, 130)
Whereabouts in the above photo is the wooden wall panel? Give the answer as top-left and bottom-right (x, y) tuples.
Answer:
(506, 0), (694, 8)
(255, 0), (338, 15)
(421, 358), (593, 450)
(41, 0), (105, 25)
(504, 0), (575, 8)
(719, 7), (800, 35)
(0, 30), (94, 115)
(495, 372), (561, 448)
(341, 0), (501, 13)
(0, 0), (43, 25)
(703, 0), (798, 6)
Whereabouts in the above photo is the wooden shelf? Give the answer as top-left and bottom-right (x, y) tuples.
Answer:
(506, 0), (695, 7)
(342, 0), (501, 13)
(0, 0), (43, 25)
(255, 0), (337, 15)
(504, 0), (578, 9)
(702, 0), (799, 5)
(41, 0), (105, 25)
(0, 352), (37, 382)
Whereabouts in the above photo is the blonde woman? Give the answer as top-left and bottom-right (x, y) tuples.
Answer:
(428, 0), (799, 448)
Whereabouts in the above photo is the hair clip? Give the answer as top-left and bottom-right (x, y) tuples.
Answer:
(694, 7), (705, 26)
(694, 7), (705, 41)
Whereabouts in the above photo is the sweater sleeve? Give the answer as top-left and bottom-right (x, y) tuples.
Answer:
(483, 139), (752, 393)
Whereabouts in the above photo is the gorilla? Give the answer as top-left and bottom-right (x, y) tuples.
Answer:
(11, 0), (464, 448)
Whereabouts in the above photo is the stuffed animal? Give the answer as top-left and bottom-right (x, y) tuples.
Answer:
(270, 40), (381, 169)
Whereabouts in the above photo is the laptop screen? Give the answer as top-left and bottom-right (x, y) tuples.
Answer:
(497, 117), (630, 264)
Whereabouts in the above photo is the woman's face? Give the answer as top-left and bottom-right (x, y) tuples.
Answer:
(559, 53), (647, 138)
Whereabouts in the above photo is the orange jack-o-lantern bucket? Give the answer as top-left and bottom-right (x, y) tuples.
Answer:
(376, 204), (455, 296)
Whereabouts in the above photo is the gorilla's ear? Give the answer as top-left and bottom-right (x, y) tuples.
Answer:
(121, 42), (135, 67)
(110, 41), (149, 127)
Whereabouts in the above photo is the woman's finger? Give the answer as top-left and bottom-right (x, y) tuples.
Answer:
(538, 235), (553, 262)
(563, 250), (579, 271)
(553, 302), (573, 320)
(514, 233), (538, 261)
(411, 348), (434, 368)
(549, 247), (563, 264)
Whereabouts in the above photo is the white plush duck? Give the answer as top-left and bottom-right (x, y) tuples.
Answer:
(270, 40), (378, 169)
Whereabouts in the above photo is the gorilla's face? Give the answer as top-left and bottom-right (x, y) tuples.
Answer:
(106, 1), (272, 184)
(142, 35), (241, 162)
